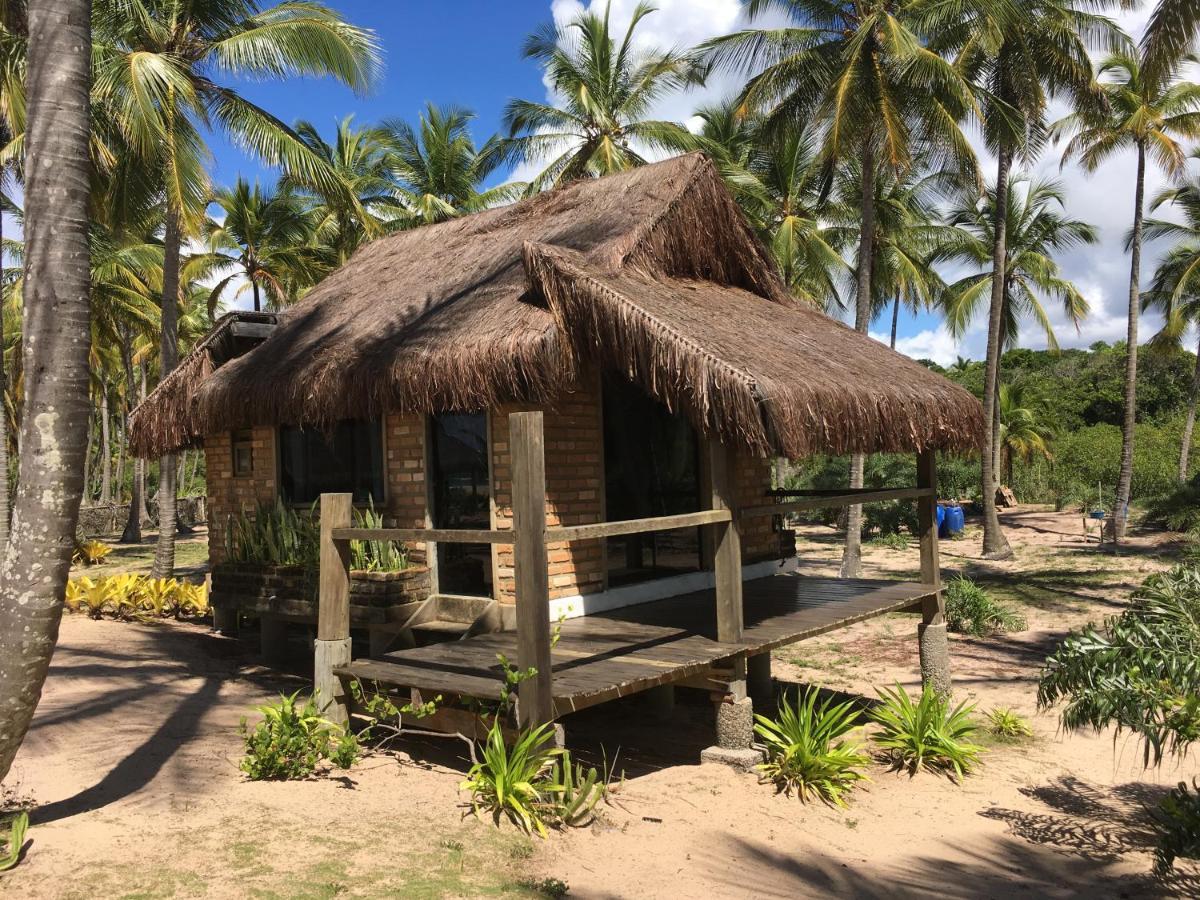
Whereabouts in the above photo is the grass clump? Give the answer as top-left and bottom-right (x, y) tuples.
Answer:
(944, 575), (1026, 636)
(869, 684), (983, 779)
(987, 707), (1033, 740)
(867, 531), (909, 551)
(754, 687), (870, 806)
(239, 690), (359, 780)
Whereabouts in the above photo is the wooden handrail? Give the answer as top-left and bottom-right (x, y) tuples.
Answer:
(330, 526), (510, 544)
(740, 486), (934, 519)
(545, 508), (732, 543)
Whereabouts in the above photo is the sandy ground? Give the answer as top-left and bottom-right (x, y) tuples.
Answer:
(4, 507), (1199, 899)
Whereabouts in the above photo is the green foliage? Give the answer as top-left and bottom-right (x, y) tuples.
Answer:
(1144, 474), (1200, 534)
(547, 749), (606, 827)
(0, 810), (28, 872)
(944, 576), (1026, 636)
(754, 688), (870, 806)
(1039, 565), (1200, 766)
(64, 574), (208, 621)
(868, 531), (910, 551)
(461, 723), (560, 837)
(987, 707), (1033, 739)
(349, 499), (409, 572)
(239, 690), (358, 781)
(225, 499), (320, 568)
(516, 877), (570, 898)
(869, 684), (983, 779)
(1153, 779), (1200, 876)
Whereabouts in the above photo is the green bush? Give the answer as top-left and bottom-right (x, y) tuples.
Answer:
(239, 690), (358, 780)
(986, 707), (1033, 739)
(349, 499), (409, 571)
(1153, 779), (1200, 875)
(869, 684), (983, 779)
(944, 576), (1026, 636)
(226, 499), (320, 567)
(754, 688), (870, 806)
(0, 810), (28, 872)
(1143, 474), (1200, 535)
(868, 531), (910, 551)
(1039, 564), (1200, 765)
(461, 722), (560, 837)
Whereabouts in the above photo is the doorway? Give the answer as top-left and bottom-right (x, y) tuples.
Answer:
(429, 412), (492, 597)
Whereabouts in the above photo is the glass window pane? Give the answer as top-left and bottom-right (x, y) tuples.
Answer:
(430, 413), (492, 597)
(278, 420), (383, 505)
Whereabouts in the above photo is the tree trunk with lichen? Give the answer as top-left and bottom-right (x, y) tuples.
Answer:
(0, 0), (92, 783)
(1113, 142), (1145, 542)
(981, 146), (1013, 559)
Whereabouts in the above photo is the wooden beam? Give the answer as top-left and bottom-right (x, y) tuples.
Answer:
(510, 411), (554, 727)
(740, 486), (933, 519)
(545, 509), (731, 543)
(331, 526), (510, 544)
(229, 320), (276, 340)
(315, 492), (353, 725)
(916, 450), (943, 621)
(708, 438), (743, 643)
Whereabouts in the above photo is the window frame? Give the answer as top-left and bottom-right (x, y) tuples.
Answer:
(275, 419), (388, 508)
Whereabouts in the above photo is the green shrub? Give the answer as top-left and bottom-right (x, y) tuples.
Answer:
(349, 499), (409, 572)
(1143, 475), (1200, 535)
(870, 684), (983, 779)
(1153, 779), (1200, 875)
(0, 810), (28, 872)
(987, 707), (1033, 739)
(461, 722), (560, 837)
(755, 688), (870, 805)
(225, 499), (320, 568)
(944, 576), (1026, 636)
(862, 500), (917, 538)
(1039, 564), (1200, 765)
(868, 531), (910, 551)
(239, 690), (358, 780)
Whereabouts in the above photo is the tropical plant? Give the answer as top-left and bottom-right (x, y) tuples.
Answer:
(240, 690), (357, 780)
(1153, 778), (1200, 875)
(461, 722), (560, 837)
(498, 2), (693, 193)
(380, 103), (521, 226)
(72, 576), (118, 620)
(931, 0), (1127, 559)
(938, 175), (1095, 485)
(870, 683), (983, 779)
(1143, 474), (1200, 535)
(203, 177), (323, 312)
(225, 499), (321, 569)
(754, 688), (870, 806)
(998, 383), (1054, 486)
(1142, 0), (1200, 87)
(698, 0), (978, 577)
(546, 749), (606, 827)
(0, 809), (27, 872)
(73, 538), (113, 566)
(0, 0), (94, 786)
(1054, 52), (1200, 541)
(1142, 154), (1200, 481)
(944, 575), (1026, 636)
(349, 499), (409, 572)
(987, 707), (1033, 739)
(1039, 564), (1200, 766)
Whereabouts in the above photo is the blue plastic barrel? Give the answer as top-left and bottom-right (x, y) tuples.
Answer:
(936, 504), (946, 534)
(942, 503), (965, 537)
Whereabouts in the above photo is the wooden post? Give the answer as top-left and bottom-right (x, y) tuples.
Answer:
(510, 411), (553, 728)
(314, 492), (353, 725)
(708, 437), (743, 643)
(916, 450), (950, 696)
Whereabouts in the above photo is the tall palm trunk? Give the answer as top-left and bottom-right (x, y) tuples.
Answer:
(119, 332), (143, 543)
(1113, 142), (1145, 541)
(0, 0), (92, 783)
(1178, 331), (1200, 482)
(151, 205), (181, 577)
(252, 280), (261, 313)
(980, 146), (1014, 558)
(890, 296), (900, 349)
(0, 191), (9, 551)
(993, 316), (1007, 486)
(841, 143), (876, 579)
(99, 388), (112, 505)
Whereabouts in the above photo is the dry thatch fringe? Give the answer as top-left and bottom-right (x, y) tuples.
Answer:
(129, 311), (277, 456)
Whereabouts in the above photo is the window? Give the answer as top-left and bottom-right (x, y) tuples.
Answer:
(232, 429), (253, 478)
(278, 420), (384, 505)
(430, 413), (492, 597)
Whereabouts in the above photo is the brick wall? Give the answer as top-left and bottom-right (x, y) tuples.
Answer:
(206, 425), (276, 565)
(383, 413), (428, 566)
(733, 451), (779, 563)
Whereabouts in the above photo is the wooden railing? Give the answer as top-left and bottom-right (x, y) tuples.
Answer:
(314, 411), (943, 730)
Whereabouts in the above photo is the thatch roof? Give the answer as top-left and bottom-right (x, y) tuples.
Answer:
(131, 153), (983, 458)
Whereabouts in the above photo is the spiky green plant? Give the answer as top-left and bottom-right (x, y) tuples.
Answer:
(225, 499), (320, 568)
(944, 576), (1026, 636)
(755, 688), (870, 806)
(349, 499), (408, 572)
(547, 749), (606, 827)
(870, 684), (983, 779)
(0, 810), (28, 872)
(987, 707), (1033, 739)
(461, 722), (559, 837)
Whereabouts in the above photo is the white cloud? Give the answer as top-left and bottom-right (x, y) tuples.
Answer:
(870, 325), (964, 367)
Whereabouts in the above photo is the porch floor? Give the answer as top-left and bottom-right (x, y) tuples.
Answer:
(336, 573), (934, 717)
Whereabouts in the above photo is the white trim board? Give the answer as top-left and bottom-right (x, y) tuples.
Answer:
(548, 557), (799, 621)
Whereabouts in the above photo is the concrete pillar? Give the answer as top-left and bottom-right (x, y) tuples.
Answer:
(918, 621), (951, 698)
(747, 653), (773, 700)
(701, 695), (762, 771)
(260, 615), (289, 664)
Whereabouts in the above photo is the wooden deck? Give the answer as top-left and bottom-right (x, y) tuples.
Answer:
(336, 573), (933, 717)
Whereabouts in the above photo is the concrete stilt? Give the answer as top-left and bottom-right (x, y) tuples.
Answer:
(701, 691), (763, 771)
(918, 621), (951, 698)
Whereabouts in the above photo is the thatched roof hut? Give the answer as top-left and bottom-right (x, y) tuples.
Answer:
(131, 153), (983, 459)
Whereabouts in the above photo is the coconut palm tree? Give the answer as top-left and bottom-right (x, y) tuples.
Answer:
(938, 174), (1095, 483)
(284, 117), (398, 267)
(698, 0), (978, 577)
(1143, 0), (1200, 85)
(380, 103), (522, 227)
(87, 0), (379, 578)
(499, 2), (694, 194)
(998, 383), (1054, 487)
(930, 0), (1126, 557)
(205, 178), (323, 313)
(0, 0), (92, 784)
(1052, 52), (1200, 539)
(1143, 162), (1200, 480)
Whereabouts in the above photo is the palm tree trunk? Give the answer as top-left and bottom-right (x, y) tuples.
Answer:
(1178, 330), (1200, 482)
(252, 280), (261, 313)
(119, 334), (143, 543)
(0, 0), (92, 783)
(99, 388), (112, 505)
(890, 296), (900, 349)
(993, 317), (1006, 487)
(1114, 142), (1145, 541)
(82, 408), (94, 504)
(841, 142), (876, 579)
(152, 204), (181, 577)
(981, 146), (1014, 558)
(114, 420), (126, 505)
(0, 187), (10, 552)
